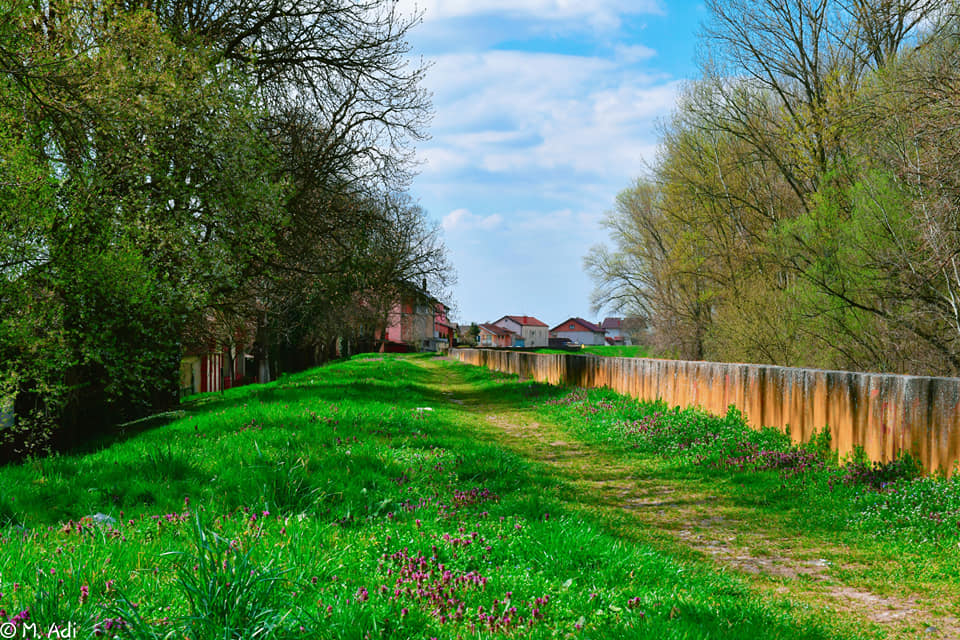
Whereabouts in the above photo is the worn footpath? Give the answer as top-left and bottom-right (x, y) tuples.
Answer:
(416, 356), (960, 640)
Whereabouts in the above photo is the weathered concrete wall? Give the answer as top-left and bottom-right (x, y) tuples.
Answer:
(453, 349), (960, 475)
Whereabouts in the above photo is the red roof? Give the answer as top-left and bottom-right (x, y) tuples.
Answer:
(551, 317), (604, 333)
(601, 317), (622, 330)
(498, 315), (548, 327)
(479, 323), (517, 337)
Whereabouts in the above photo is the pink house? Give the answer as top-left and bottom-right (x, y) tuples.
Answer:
(435, 304), (454, 344)
(478, 323), (517, 347)
(381, 282), (451, 352)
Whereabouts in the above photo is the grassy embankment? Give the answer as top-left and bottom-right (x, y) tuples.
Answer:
(0, 354), (957, 638)
(531, 345), (650, 358)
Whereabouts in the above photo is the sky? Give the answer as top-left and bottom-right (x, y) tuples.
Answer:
(396, 0), (707, 328)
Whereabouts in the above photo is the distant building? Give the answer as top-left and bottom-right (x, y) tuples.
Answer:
(493, 315), (549, 348)
(600, 317), (631, 345)
(478, 323), (517, 348)
(381, 281), (451, 352)
(550, 317), (606, 346)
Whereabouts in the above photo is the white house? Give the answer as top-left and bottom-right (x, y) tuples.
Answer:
(493, 315), (549, 348)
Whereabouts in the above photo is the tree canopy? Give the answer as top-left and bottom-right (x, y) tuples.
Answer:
(589, 0), (960, 376)
(0, 0), (449, 456)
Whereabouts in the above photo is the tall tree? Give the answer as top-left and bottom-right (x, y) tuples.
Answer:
(0, 0), (439, 454)
(590, 0), (956, 374)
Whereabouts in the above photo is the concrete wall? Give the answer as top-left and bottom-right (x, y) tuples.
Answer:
(453, 349), (960, 475)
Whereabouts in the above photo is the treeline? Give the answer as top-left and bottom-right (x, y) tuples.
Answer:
(588, 0), (960, 377)
(0, 0), (450, 455)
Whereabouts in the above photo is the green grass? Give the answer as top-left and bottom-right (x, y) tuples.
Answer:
(531, 383), (960, 622)
(531, 345), (651, 358)
(0, 354), (865, 639)
(534, 384), (960, 545)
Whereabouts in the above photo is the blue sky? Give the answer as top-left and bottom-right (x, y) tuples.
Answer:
(398, 1), (707, 328)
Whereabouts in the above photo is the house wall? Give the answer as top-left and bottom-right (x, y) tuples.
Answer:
(494, 318), (548, 347)
(434, 304), (452, 339)
(521, 326), (549, 347)
(385, 297), (436, 349)
(554, 330), (606, 346)
(494, 318), (522, 335)
(385, 302), (404, 343)
(402, 309), (433, 346)
(454, 349), (960, 476)
(479, 330), (512, 347)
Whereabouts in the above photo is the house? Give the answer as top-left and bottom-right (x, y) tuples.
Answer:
(381, 281), (451, 352)
(180, 312), (258, 396)
(478, 323), (517, 347)
(433, 303), (455, 352)
(601, 317), (631, 345)
(493, 315), (549, 347)
(550, 317), (607, 346)
(180, 346), (253, 396)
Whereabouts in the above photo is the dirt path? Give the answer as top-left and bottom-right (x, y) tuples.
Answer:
(417, 357), (959, 639)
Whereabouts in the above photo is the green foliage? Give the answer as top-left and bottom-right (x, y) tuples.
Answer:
(166, 516), (289, 636)
(0, 0), (445, 450)
(591, 2), (960, 376)
(0, 3), (289, 450)
(800, 427), (836, 466)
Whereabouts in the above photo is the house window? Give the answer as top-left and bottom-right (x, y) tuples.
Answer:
(569, 323), (574, 329)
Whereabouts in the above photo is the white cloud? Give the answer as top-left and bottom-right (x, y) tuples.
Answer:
(400, 0), (662, 25)
(418, 148), (470, 172)
(479, 213), (504, 230)
(442, 208), (504, 232)
(615, 43), (658, 63)
(394, 0), (693, 324)
(417, 50), (679, 179)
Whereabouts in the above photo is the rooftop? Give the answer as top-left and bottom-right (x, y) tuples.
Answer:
(479, 323), (517, 337)
(551, 317), (603, 333)
(500, 315), (548, 327)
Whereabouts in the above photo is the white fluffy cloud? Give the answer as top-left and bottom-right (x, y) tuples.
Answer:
(419, 50), (679, 179)
(615, 43), (658, 63)
(442, 209), (504, 232)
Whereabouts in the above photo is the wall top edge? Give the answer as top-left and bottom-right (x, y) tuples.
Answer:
(451, 348), (960, 385)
